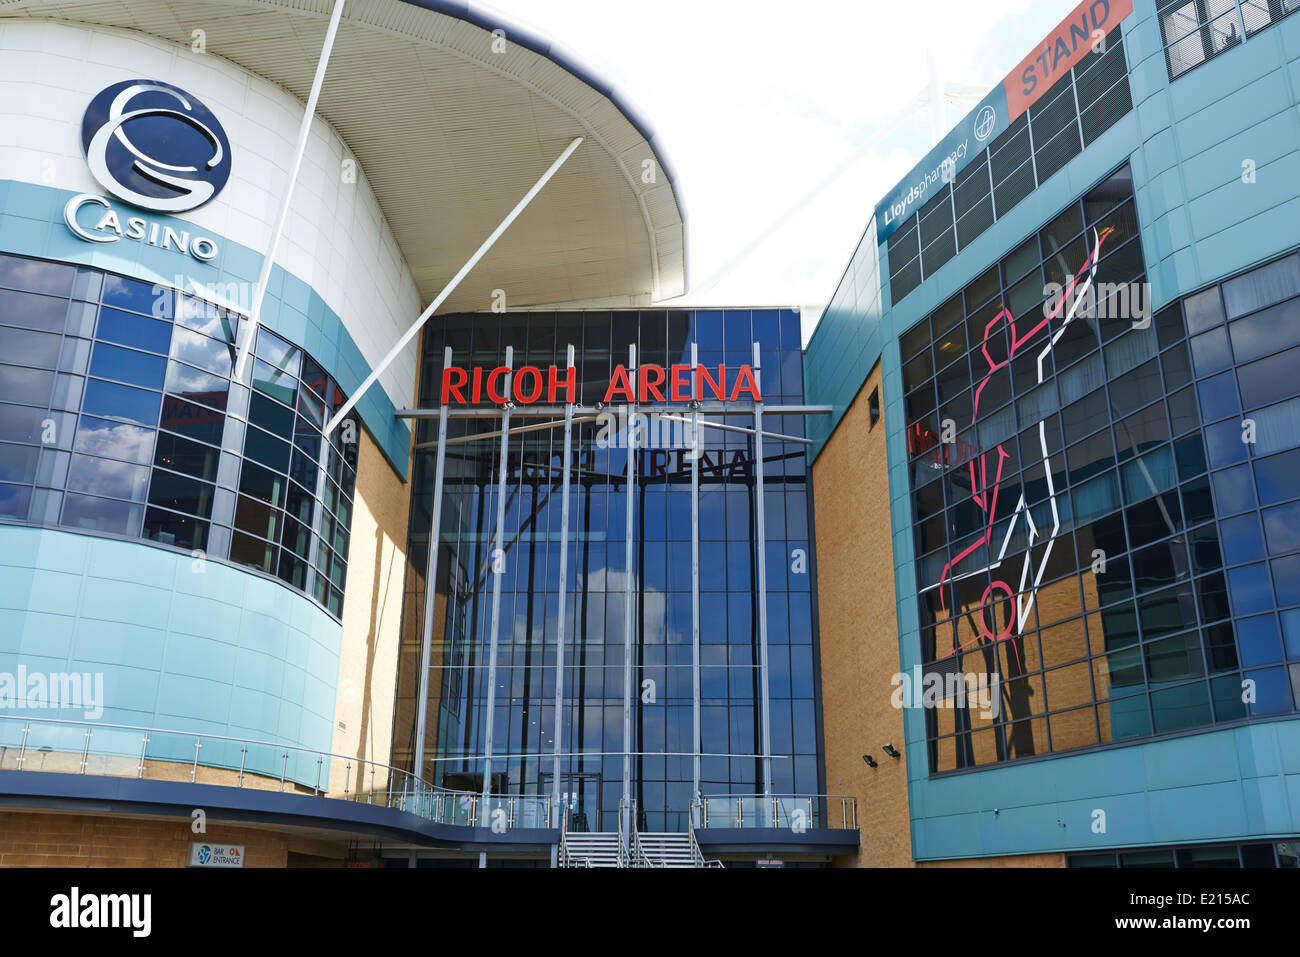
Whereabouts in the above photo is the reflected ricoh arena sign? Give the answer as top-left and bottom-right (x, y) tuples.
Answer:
(439, 363), (762, 405)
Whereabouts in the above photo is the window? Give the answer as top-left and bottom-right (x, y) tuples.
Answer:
(1068, 841), (1297, 867)
(868, 387), (881, 430)
(903, 171), (1300, 775)
(394, 308), (821, 827)
(0, 251), (360, 619)
(1158, 0), (1299, 79)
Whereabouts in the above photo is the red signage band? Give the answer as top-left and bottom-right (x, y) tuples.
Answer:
(1003, 0), (1134, 123)
(438, 363), (762, 406)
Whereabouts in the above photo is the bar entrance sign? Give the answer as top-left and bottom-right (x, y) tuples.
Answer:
(189, 843), (245, 868)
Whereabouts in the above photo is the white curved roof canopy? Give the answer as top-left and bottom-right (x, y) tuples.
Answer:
(0, 0), (688, 311)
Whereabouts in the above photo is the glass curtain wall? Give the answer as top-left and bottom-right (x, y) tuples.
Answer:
(394, 309), (822, 832)
(901, 164), (1300, 774)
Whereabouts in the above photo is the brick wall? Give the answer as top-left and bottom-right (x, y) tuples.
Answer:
(331, 429), (411, 796)
(0, 811), (318, 867)
(813, 366), (916, 866)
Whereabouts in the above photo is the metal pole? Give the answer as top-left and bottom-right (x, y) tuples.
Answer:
(324, 138), (584, 436)
(412, 347), (453, 792)
(621, 343), (637, 847)
(551, 345), (575, 866)
(690, 342), (702, 810)
(481, 348), (514, 835)
(753, 341), (773, 797)
(234, 0), (347, 381)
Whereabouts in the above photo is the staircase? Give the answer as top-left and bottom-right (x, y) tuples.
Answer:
(559, 830), (621, 868)
(557, 800), (722, 868)
(635, 832), (696, 868)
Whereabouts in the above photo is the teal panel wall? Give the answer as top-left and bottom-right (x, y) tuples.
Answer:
(804, 0), (1300, 859)
(0, 179), (412, 479)
(0, 525), (340, 785)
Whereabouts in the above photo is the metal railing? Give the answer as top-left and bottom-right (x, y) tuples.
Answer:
(700, 794), (858, 831)
(628, 827), (660, 869)
(0, 713), (550, 833)
(688, 799), (724, 868)
(616, 795), (631, 868)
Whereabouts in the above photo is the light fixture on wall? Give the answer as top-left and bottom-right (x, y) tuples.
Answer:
(882, 743), (901, 758)
(862, 754), (877, 768)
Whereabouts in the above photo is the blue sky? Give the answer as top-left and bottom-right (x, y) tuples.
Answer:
(481, 0), (1085, 340)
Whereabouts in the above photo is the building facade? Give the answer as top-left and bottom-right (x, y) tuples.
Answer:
(0, 1), (857, 868)
(808, 0), (1300, 866)
(389, 308), (824, 836)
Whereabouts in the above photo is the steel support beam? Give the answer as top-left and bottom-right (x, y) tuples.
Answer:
(550, 345), (575, 866)
(234, 0), (346, 382)
(690, 343), (702, 810)
(480, 347), (514, 848)
(620, 343), (636, 847)
(324, 138), (583, 436)
(412, 347), (452, 793)
(753, 342), (773, 797)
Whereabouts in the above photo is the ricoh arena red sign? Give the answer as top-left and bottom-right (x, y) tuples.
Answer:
(439, 363), (762, 405)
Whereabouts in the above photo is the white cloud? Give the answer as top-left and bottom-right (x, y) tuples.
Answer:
(480, 0), (1085, 343)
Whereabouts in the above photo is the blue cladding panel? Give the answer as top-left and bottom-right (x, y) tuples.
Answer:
(0, 525), (340, 785)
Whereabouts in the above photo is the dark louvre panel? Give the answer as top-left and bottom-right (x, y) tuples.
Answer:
(990, 117), (1031, 183)
(921, 227), (957, 277)
(956, 196), (995, 249)
(985, 110), (1027, 158)
(919, 185), (954, 249)
(888, 215), (920, 261)
(1035, 123), (1083, 182)
(1030, 81), (1077, 148)
(1071, 27), (1122, 80)
(1075, 34), (1127, 107)
(953, 153), (991, 219)
(891, 252), (923, 303)
(1030, 78), (1082, 184)
(994, 159), (1036, 217)
(1082, 76), (1133, 145)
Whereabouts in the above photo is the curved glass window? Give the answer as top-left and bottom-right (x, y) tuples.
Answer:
(0, 251), (360, 618)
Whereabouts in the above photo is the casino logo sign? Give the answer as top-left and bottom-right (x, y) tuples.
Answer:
(80, 79), (231, 213)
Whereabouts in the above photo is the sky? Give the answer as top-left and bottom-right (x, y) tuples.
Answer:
(480, 0), (1085, 343)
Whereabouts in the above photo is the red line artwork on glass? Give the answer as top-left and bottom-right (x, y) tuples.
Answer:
(932, 225), (1115, 669)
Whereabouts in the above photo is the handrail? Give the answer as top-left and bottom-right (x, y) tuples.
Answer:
(0, 712), (432, 794)
(688, 799), (724, 868)
(698, 793), (859, 830)
(616, 795), (629, 868)
(629, 828), (652, 868)
(558, 802), (570, 868)
(0, 713), (551, 834)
